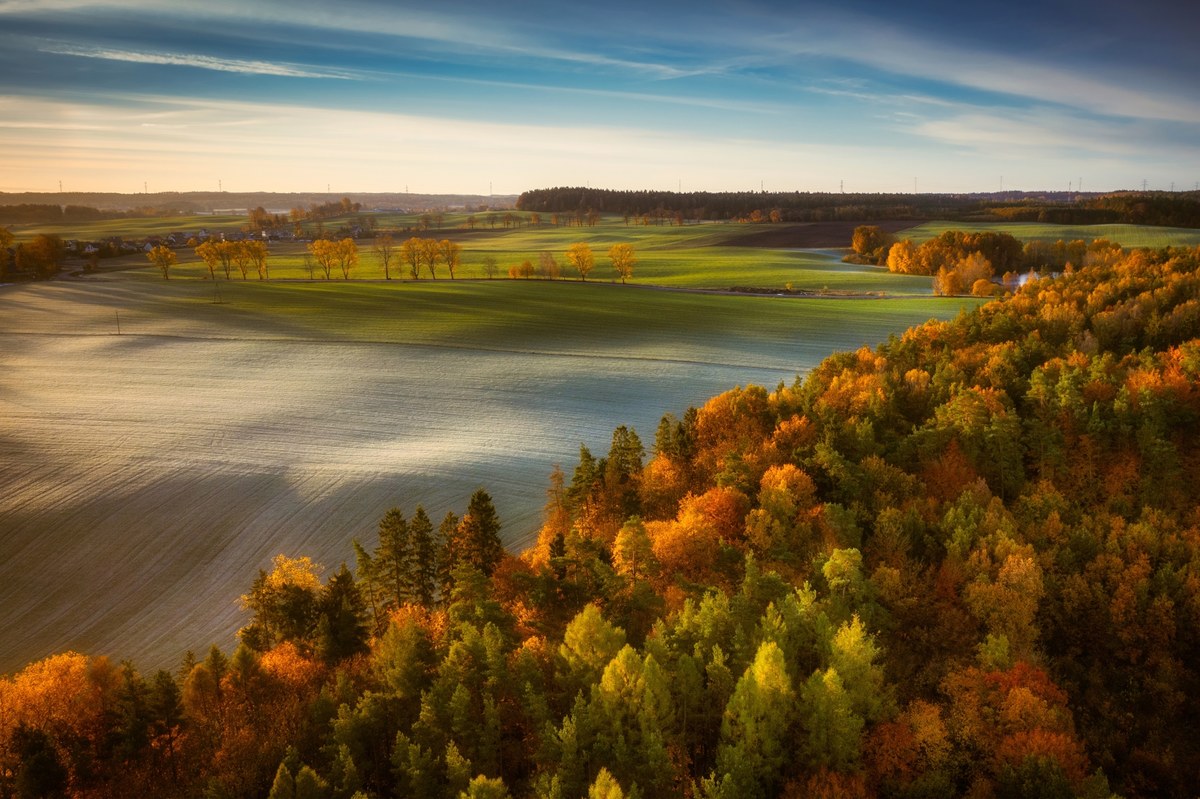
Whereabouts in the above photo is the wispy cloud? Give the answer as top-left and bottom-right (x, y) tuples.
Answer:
(756, 17), (1200, 125)
(42, 44), (358, 80)
(904, 107), (1200, 163)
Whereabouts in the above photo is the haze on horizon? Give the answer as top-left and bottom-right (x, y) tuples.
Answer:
(1, 0), (1197, 197)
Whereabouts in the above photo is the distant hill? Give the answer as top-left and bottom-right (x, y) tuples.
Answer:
(0, 191), (519, 215)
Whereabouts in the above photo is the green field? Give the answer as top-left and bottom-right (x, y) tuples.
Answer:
(899, 220), (1200, 248)
(10, 213), (250, 239)
(0, 271), (975, 672)
(36, 214), (934, 294)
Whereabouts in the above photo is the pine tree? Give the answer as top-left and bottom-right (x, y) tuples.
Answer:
(352, 540), (383, 633)
(567, 445), (599, 512)
(316, 564), (369, 663)
(410, 506), (438, 606)
(451, 490), (504, 577)
(377, 507), (413, 609)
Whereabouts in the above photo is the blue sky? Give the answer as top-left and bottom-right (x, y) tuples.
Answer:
(1, 0), (1197, 194)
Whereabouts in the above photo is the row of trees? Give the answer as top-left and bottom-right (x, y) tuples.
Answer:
(372, 236), (462, 280)
(193, 239), (272, 280)
(308, 239), (360, 280)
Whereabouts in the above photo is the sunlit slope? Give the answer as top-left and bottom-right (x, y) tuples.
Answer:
(0, 278), (973, 672)
(899, 220), (1200, 248)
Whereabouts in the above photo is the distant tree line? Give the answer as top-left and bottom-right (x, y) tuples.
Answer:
(519, 188), (1200, 227)
(517, 188), (932, 223)
(987, 192), (1200, 227)
(0, 204), (118, 224)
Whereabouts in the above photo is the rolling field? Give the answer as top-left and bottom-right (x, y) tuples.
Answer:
(899, 220), (1200, 248)
(0, 275), (975, 671)
(74, 215), (935, 293)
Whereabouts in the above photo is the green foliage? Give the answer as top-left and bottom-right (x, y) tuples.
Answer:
(714, 641), (795, 797)
(461, 774), (512, 799)
(798, 667), (863, 772)
(558, 605), (627, 697)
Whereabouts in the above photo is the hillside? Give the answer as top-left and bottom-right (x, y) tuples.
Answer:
(2, 243), (1198, 797)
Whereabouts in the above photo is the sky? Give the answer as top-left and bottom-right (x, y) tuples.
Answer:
(1, 0), (1197, 195)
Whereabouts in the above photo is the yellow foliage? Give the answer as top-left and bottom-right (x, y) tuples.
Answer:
(263, 554), (323, 592)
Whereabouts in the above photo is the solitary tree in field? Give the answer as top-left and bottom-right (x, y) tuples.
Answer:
(608, 243), (637, 284)
(566, 242), (595, 281)
(335, 238), (358, 279)
(401, 237), (422, 279)
(373, 233), (396, 279)
(147, 245), (176, 280)
(439, 239), (462, 279)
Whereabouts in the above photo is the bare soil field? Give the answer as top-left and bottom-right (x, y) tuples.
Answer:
(0, 277), (969, 671)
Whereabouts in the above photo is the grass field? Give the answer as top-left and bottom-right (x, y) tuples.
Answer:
(899, 220), (1200, 248)
(50, 214), (935, 294)
(0, 275), (975, 671)
(159, 242), (929, 293)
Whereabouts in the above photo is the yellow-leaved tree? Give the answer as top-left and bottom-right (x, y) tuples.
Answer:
(608, 243), (637, 284)
(566, 242), (594, 281)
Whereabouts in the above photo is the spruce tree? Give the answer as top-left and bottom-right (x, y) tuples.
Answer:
(409, 506), (438, 607)
(376, 507), (412, 608)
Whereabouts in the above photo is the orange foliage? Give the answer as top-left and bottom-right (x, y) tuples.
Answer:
(681, 487), (750, 544)
(646, 516), (720, 583)
(782, 768), (869, 799)
(260, 641), (323, 690)
(770, 414), (818, 456)
(995, 729), (1088, 784)
(921, 439), (980, 503)
(0, 651), (114, 739)
(639, 455), (691, 519)
(387, 604), (449, 650)
(692, 386), (774, 481)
